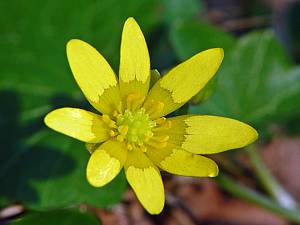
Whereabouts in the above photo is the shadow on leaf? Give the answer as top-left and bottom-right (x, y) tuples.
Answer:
(0, 90), (76, 205)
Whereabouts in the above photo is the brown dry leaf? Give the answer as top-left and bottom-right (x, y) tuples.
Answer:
(163, 208), (196, 225)
(96, 209), (120, 225)
(261, 136), (300, 201)
(175, 178), (289, 225)
(94, 175), (290, 225)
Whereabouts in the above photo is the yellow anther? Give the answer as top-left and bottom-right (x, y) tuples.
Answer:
(140, 144), (147, 152)
(108, 121), (117, 128)
(102, 114), (111, 122)
(102, 114), (117, 128)
(118, 125), (129, 136)
(127, 143), (133, 151)
(153, 121), (172, 132)
(144, 131), (154, 142)
(117, 135), (124, 142)
(109, 130), (116, 137)
(146, 131), (154, 138)
(112, 110), (119, 118)
(155, 117), (166, 125)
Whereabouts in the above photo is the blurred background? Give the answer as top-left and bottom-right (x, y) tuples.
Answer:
(1, 0), (300, 224)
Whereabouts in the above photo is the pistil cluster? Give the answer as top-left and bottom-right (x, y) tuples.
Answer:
(100, 93), (172, 152)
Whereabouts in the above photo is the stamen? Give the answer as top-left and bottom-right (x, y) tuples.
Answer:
(139, 144), (147, 152)
(118, 125), (129, 136)
(109, 130), (117, 137)
(102, 114), (117, 128)
(153, 120), (172, 132)
(154, 117), (166, 125)
(112, 110), (119, 118)
(127, 143), (133, 151)
(117, 135), (124, 142)
(144, 131), (154, 142)
(102, 114), (111, 123)
(108, 121), (117, 128)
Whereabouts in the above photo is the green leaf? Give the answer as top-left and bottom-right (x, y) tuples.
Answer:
(188, 30), (300, 127)
(0, 1), (163, 209)
(161, 0), (202, 24)
(11, 209), (100, 225)
(0, 129), (127, 209)
(169, 20), (236, 60)
(169, 20), (236, 105)
(0, 0), (161, 124)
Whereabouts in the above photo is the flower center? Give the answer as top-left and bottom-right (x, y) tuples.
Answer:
(116, 108), (155, 145)
(99, 94), (172, 152)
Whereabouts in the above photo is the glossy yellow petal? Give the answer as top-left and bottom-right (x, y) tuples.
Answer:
(87, 140), (127, 187)
(155, 115), (258, 154)
(119, 17), (150, 107)
(44, 108), (110, 143)
(147, 145), (218, 177)
(143, 48), (224, 119)
(67, 39), (122, 115)
(125, 149), (164, 214)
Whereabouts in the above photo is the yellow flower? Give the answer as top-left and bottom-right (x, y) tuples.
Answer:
(44, 17), (258, 214)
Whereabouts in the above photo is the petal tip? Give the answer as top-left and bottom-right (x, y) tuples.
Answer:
(248, 126), (259, 144)
(66, 39), (90, 55)
(43, 113), (51, 127)
(44, 108), (69, 128)
(86, 174), (102, 188)
(218, 48), (224, 58)
(66, 39), (81, 49)
(44, 110), (56, 128)
(125, 17), (137, 25)
(211, 47), (224, 61)
(86, 148), (123, 188)
(147, 204), (164, 215)
(209, 163), (219, 177)
(123, 17), (142, 33)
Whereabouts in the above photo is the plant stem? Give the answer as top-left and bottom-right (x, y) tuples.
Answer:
(246, 145), (297, 209)
(216, 174), (300, 224)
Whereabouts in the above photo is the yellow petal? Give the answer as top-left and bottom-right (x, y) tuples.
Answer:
(147, 145), (218, 177)
(44, 108), (110, 143)
(125, 149), (164, 214)
(119, 17), (150, 107)
(155, 115), (258, 154)
(67, 39), (122, 115)
(86, 140), (127, 187)
(143, 48), (224, 119)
